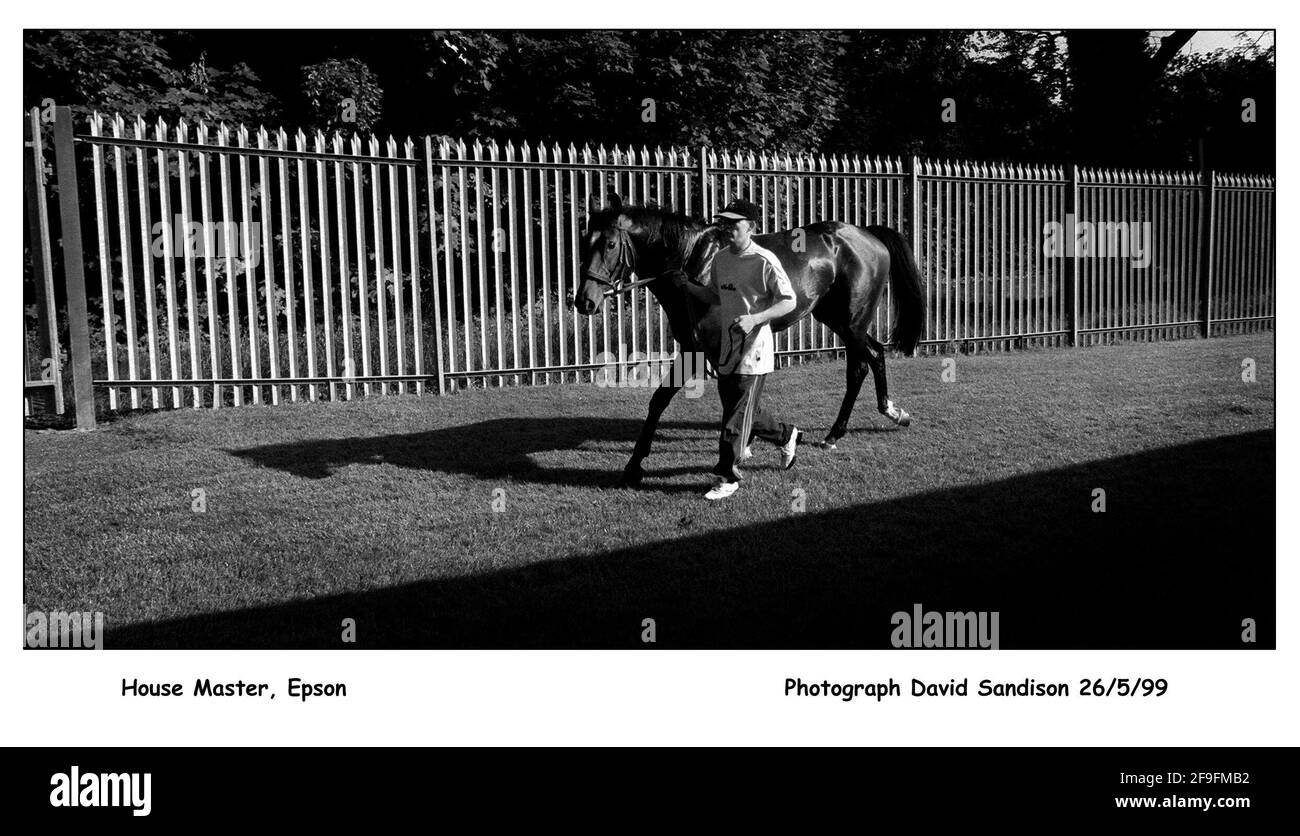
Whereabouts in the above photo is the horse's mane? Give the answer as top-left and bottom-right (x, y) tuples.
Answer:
(595, 203), (713, 268)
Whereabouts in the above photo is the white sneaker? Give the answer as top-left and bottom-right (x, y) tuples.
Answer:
(780, 427), (801, 470)
(704, 479), (740, 500)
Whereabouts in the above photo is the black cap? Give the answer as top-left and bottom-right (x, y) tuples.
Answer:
(713, 199), (761, 224)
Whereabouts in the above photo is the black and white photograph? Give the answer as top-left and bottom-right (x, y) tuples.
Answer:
(22, 26), (1275, 655)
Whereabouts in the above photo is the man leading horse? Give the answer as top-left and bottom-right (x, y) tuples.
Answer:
(673, 198), (801, 500)
(573, 193), (923, 491)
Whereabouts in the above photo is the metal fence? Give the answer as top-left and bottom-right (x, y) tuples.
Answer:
(24, 108), (1275, 427)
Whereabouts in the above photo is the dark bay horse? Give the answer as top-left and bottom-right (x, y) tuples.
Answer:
(572, 195), (924, 486)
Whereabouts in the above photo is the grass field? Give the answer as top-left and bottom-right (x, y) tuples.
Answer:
(24, 333), (1275, 649)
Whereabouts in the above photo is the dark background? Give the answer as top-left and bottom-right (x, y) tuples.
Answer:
(12, 747), (1277, 821)
(24, 29), (1275, 171)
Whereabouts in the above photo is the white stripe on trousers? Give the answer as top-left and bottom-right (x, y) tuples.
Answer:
(739, 375), (761, 454)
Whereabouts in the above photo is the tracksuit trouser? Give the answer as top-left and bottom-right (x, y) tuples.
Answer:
(712, 372), (794, 482)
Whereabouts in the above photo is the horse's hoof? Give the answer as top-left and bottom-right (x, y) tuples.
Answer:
(814, 440), (838, 451)
(617, 467), (644, 488)
(882, 401), (912, 427)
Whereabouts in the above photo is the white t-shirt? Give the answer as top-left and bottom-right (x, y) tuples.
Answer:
(708, 240), (796, 375)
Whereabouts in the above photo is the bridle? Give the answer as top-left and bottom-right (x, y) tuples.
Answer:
(573, 215), (752, 375)
(580, 223), (659, 299)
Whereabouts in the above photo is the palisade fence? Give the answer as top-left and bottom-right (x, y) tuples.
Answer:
(24, 107), (1275, 428)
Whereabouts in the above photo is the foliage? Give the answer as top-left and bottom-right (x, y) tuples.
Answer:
(302, 58), (384, 134)
(24, 31), (279, 125)
(23, 29), (1273, 168)
(1153, 40), (1276, 170)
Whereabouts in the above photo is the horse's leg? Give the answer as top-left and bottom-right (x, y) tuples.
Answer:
(811, 291), (910, 450)
(861, 333), (911, 427)
(816, 230), (913, 446)
(818, 345), (870, 450)
(810, 292), (869, 450)
(620, 381), (683, 487)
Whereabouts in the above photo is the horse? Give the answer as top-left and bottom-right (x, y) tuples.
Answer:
(571, 194), (924, 487)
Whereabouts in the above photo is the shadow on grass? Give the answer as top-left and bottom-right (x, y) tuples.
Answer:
(112, 430), (1274, 650)
(226, 416), (724, 490)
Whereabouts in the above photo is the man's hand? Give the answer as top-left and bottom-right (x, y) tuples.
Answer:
(734, 313), (761, 334)
(673, 270), (719, 306)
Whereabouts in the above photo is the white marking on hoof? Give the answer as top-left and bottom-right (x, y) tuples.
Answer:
(883, 400), (911, 426)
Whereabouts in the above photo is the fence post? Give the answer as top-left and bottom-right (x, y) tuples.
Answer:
(1065, 164), (1080, 346)
(424, 136), (447, 395)
(52, 106), (97, 429)
(24, 108), (64, 416)
(908, 155), (920, 262)
(698, 145), (709, 219)
(1198, 166), (1215, 338)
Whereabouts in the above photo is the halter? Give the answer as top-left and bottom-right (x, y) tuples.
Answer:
(583, 223), (659, 296)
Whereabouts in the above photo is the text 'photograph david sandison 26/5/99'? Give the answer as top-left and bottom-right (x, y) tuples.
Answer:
(783, 676), (1170, 701)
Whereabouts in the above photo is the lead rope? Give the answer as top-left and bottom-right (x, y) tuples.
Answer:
(677, 273), (750, 377)
(715, 320), (754, 375)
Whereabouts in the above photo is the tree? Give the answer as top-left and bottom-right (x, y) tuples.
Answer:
(631, 30), (845, 152)
(302, 58), (383, 134)
(1154, 38), (1275, 171)
(24, 30), (174, 117)
(839, 30), (1069, 163)
(24, 30), (278, 125)
(827, 31), (978, 159)
(1062, 30), (1195, 167)
(413, 30), (846, 153)
(23, 29), (1273, 172)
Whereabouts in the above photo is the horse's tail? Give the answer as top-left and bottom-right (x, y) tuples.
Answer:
(866, 225), (924, 357)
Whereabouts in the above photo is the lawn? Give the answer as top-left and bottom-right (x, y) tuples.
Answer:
(23, 332), (1275, 649)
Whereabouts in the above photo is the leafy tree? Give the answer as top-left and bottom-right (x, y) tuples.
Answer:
(827, 31), (976, 159)
(631, 30), (845, 153)
(426, 30), (636, 142)
(302, 58), (384, 134)
(422, 30), (512, 135)
(414, 30), (846, 153)
(24, 30), (278, 125)
(23, 29), (1274, 170)
(1062, 30), (1194, 168)
(1153, 38), (1275, 171)
(958, 31), (1069, 162)
(24, 30), (173, 117)
(155, 50), (281, 127)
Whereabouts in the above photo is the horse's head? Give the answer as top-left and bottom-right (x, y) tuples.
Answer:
(570, 193), (639, 316)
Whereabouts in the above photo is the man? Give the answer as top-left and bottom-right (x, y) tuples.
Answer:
(674, 199), (800, 500)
